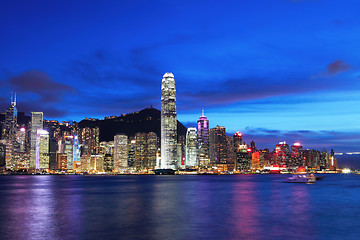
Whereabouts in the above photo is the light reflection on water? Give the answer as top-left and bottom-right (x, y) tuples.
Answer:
(0, 174), (360, 240)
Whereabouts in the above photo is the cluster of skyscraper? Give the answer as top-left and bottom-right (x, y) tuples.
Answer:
(0, 74), (338, 173)
(159, 73), (338, 172)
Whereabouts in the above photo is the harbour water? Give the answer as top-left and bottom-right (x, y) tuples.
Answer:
(0, 174), (359, 240)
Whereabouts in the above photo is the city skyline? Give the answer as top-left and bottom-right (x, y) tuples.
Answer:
(0, 0), (359, 153)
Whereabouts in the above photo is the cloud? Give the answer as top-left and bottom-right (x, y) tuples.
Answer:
(178, 75), (340, 111)
(327, 60), (352, 75)
(0, 98), (67, 118)
(237, 127), (360, 153)
(8, 70), (75, 102)
(177, 58), (359, 111)
(65, 49), (162, 91)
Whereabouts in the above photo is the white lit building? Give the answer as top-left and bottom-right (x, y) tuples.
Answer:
(160, 72), (178, 169)
(30, 112), (43, 169)
(186, 127), (198, 167)
(35, 129), (49, 170)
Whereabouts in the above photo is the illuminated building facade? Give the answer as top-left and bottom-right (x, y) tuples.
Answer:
(275, 141), (290, 166)
(186, 127), (198, 167)
(14, 152), (30, 170)
(135, 133), (147, 170)
(0, 140), (14, 170)
(30, 112), (43, 169)
(177, 135), (186, 167)
(57, 153), (68, 170)
(3, 94), (18, 168)
(209, 126), (227, 164)
(80, 154), (90, 171)
(0, 143), (5, 169)
(84, 155), (104, 172)
(291, 143), (303, 166)
(114, 134), (128, 171)
(226, 136), (235, 164)
(35, 129), (49, 170)
(233, 132), (251, 171)
(16, 128), (26, 153)
(63, 136), (74, 170)
(80, 127), (100, 155)
(160, 72), (177, 169)
(103, 154), (114, 172)
(49, 137), (57, 170)
(328, 149), (338, 170)
(134, 132), (158, 170)
(128, 138), (136, 168)
(100, 141), (114, 155)
(197, 110), (209, 166)
(251, 151), (266, 170)
(4, 93), (17, 142)
(59, 135), (80, 170)
(147, 132), (158, 169)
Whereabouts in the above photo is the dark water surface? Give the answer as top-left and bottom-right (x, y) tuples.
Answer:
(0, 174), (359, 240)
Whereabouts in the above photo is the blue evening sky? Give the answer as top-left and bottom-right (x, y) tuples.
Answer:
(0, 0), (359, 152)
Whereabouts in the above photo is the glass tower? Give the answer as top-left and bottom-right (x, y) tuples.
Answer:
(161, 72), (177, 169)
(35, 129), (49, 170)
(186, 127), (198, 167)
(4, 93), (17, 142)
(114, 134), (128, 172)
(30, 112), (43, 169)
(197, 110), (209, 166)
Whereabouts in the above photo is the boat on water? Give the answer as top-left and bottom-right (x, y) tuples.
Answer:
(153, 169), (176, 175)
(286, 173), (316, 183)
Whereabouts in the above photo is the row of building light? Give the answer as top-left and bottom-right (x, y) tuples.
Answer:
(0, 74), (338, 173)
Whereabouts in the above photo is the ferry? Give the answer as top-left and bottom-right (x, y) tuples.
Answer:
(286, 173), (316, 183)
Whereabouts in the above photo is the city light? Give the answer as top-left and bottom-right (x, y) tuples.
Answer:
(0, 73), (342, 174)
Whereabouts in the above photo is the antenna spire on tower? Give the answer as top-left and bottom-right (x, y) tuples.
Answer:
(10, 92), (16, 107)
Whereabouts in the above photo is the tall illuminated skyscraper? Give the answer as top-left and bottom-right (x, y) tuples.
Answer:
(147, 132), (158, 169)
(275, 141), (290, 166)
(135, 132), (147, 170)
(233, 132), (251, 171)
(35, 129), (49, 170)
(59, 135), (81, 170)
(209, 126), (227, 164)
(114, 134), (128, 172)
(4, 92), (17, 142)
(197, 110), (209, 166)
(291, 142), (303, 166)
(186, 127), (198, 167)
(30, 112), (43, 169)
(161, 72), (177, 169)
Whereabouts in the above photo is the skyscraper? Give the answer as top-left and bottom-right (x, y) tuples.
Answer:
(209, 126), (227, 165)
(4, 92), (17, 142)
(291, 142), (303, 167)
(35, 129), (49, 170)
(0, 143), (6, 169)
(114, 134), (128, 172)
(275, 141), (290, 166)
(4, 93), (17, 169)
(147, 132), (158, 169)
(30, 112), (43, 169)
(62, 136), (73, 170)
(135, 132), (147, 170)
(186, 127), (198, 167)
(197, 110), (209, 166)
(233, 132), (251, 171)
(160, 73), (177, 169)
